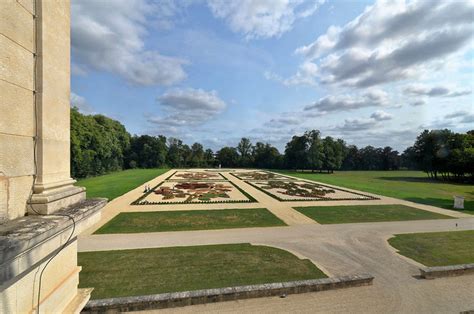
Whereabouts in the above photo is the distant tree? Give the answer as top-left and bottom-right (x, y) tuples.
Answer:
(125, 135), (167, 169)
(407, 129), (473, 181)
(216, 147), (239, 167)
(284, 135), (308, 169)
(167, 138), (184, 167)
(189, 142), (205, 167)
(181, 144), (192, 167)
(341, 145), (360, 170)
(237, 138), (253, 167)
(381, 146), (400, 170)
(252, 142), (282, 169)
(204, 149), (216, 167)
(306, 130), (323, 172)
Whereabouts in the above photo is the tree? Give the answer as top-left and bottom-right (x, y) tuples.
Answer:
(306, 130), (323, 172)
(342, 145), (360, 170)
(204, 149), (216, 167)
(189, 143), (205, 167)
(71, 108), (131, 178)
(237, 138), (253, 167)
(284, 135), (308, 170)
(216, 147), (239, 167)
(412, 129), (453, 179)
(252, 142), (282, 169)
(125, 135), (167, 169)
(166, 138), (184, 167)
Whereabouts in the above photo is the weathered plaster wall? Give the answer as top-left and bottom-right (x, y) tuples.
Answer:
(0, 0), (35, 221)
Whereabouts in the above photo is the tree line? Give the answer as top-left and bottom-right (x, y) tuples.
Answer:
(71, 108), (473, 181)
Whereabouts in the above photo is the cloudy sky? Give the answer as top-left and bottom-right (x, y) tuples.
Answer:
(71, 0), (474, 152)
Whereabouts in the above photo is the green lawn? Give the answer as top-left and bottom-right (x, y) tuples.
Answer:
(278, 170), (474, 214)
(389, 230), (474, 266)
(95, 208), (286, 234)
(295, 205), (453, 224)
(295, 205), (452, 224)
(76, 168), (169, 200)
(78, 244), (326, 299)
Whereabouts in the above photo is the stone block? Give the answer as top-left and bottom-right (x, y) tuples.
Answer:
(420, 264), (474, 279)
(0, 0), (34, 52)
(0, 34), (34, 90)
(29, 185), (86, 215)
(6, 175), (33, 220)
(0, 80), (34, 137)
(35, 138), (71, 187)
(0, 133), (34, 177)
(16, 0), (34, 15)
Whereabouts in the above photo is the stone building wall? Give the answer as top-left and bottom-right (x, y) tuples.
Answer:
(0, 0), (36, 221)
(0, 1), (105, 312)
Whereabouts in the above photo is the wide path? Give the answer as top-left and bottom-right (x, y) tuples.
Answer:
(79, 217), (474, 313)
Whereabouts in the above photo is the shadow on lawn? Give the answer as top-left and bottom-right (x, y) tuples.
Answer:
(407, 197), (474, 213)
(377, 176), (474, 186)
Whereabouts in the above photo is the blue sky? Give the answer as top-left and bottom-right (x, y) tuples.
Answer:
(71, 0), (474, 152)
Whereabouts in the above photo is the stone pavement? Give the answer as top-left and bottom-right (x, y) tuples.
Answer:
(78, 169), (474, 313)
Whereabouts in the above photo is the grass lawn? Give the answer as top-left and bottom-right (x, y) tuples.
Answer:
(95, 208), (286, 234)
(295, 205), (453, 224)
(78, 244), (326, 299)
(76, 168), (169, 200)
(389, 230), (474, 266)
(278, 170), (474, 214)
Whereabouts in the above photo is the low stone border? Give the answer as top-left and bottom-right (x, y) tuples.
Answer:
(420, 263), (474, 279)
(82, 274), (373, 313)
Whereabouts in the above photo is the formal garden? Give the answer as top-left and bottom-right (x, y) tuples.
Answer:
(247, 179), (376, 201)
(130, 171), (256, 205)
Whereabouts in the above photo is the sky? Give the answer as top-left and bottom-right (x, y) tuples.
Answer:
(71, 0), (474, 152)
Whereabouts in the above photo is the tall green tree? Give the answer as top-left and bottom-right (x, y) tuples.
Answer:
(237, 138), (253, 167)
(71, 108), (130, 178)
(216, 147), (239, 167)
(284, 135), (308, 169)
(306, 130), (323, 172)
(189, 143), (205, 167)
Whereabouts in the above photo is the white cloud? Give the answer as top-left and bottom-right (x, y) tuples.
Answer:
(304, 89), (389, 112)
(410, 100), (426, 106)
(70, 92), (93, 113)
(337, 118), (379, 131)
(288, 0), (474, 88)
(370, 110), (393, 121)
(404, 84), (472, 98)
(148, 88), (227, 134)
(207, 0), (324, 39)
(266, 61), (318, 86)
(71, 0), (188, 86)
(159, 88), (226, 113)
(445, 110), (474, 124)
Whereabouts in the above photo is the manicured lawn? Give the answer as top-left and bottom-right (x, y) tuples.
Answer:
(295, 205), (452, 224)
(95, 208), (286, 234)
(389, 230), (474, 266)
(76, 168), (169, 200)
(78, 244), (327, 299)
(278, 170), (474, 214)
